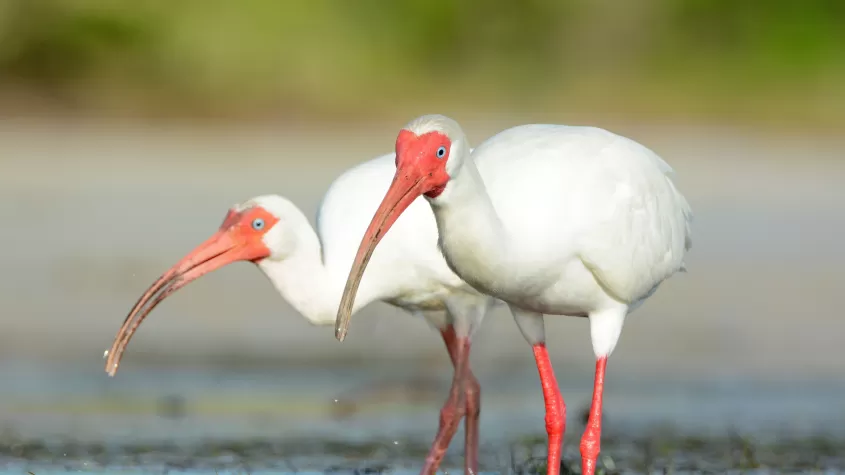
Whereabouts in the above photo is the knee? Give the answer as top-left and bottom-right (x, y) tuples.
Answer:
(544, 409), (564, 436)
(543, 393), (565, 436)
(439, 390), (467, 423)
(439, 402), (464, 427)
(579, 429), (601, 458)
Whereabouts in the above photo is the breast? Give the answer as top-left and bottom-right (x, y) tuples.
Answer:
(497, 254), (609, 316)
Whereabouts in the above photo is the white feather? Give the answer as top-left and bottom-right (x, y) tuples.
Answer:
(243, 153), (495, 333)
(412, 117), (692, 357)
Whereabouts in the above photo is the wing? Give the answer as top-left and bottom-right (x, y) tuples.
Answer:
(576, 135), (693, 304)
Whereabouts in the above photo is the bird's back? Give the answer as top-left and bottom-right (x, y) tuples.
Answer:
(471, 124), (693, 304)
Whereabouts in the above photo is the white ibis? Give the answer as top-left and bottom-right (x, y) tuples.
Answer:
(103, 152), (498, 474)
(336, 115), (693, 475)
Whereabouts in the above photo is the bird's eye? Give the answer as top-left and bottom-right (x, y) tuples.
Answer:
(436, 146), (447, 159)
(251, 218), (265, 230)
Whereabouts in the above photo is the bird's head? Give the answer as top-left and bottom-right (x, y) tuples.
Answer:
(334, 114), (468, 341)
(393, 114), (469, 200)
(104, 194), (300, 377)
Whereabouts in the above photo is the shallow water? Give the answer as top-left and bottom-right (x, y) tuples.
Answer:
(3, 430), (844, 473)
(2, 361), (845, 473)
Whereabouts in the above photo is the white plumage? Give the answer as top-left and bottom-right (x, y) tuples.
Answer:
(104, 150), (496, 475)
(427, 121), (692, 346)
(253, 153), (492, 325)
(336, 114), (693, 475)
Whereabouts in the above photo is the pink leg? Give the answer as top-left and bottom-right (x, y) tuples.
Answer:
(532, 343), (566, 475)
(441, 326), (481, 474)
(464, 370), (481, 475)
(419, 328), (471, 474)
(580, 357), (607, 475)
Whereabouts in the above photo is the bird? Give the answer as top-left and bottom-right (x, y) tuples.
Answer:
(335, 114), (693, 475)
(103, 151), (499, 475)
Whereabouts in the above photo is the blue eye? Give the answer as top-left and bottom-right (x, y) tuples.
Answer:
(252, 218), (265, 230)
(436, 146), (447, 158)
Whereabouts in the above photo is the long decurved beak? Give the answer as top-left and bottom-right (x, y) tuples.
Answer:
(334, 166), (426, 342)
(104, 230), (264, 376)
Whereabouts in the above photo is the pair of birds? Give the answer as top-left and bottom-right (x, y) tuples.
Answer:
(105, 114), (692, 475)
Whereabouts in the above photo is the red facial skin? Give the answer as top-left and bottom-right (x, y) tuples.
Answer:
(395, 130), (452, 198)
(335, 130), (451, 341)
(104, 207), (279, 376)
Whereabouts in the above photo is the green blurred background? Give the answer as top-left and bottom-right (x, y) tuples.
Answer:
(1, 0), (843, 127)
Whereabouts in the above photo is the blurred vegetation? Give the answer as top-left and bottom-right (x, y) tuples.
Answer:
(0, 0), (843, 125)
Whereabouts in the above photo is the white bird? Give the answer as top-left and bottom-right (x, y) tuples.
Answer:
(335, 115), (693, 475)
(103, 152), (498, 474)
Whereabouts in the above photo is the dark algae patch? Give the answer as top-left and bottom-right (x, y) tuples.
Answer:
(2, 429), (844, 474)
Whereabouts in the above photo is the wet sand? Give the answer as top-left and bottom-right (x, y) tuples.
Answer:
(3, 432), (844, 473)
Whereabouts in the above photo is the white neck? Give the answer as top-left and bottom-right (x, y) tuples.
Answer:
(256, 220), (376, 326)
(429, 151), (516, 292)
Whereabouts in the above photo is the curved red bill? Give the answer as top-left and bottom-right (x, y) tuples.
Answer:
(104, 229), (265, 377)
(334, 170), (426, 342)
(334, 129), (453, 342)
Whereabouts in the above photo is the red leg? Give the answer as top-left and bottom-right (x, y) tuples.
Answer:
(420, 329), (471, 474)
(532, 343), (565, 475)
(464, 370), (481, 474)
(580, 357), (607, 475)
(441, 327), (480, 474)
